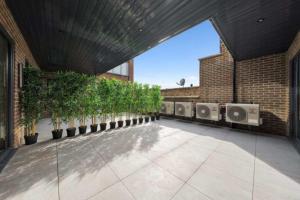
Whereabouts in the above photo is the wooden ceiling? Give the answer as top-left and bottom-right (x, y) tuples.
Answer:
(6, 0), (300, 74)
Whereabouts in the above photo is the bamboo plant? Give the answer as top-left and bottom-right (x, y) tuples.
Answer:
(86, 76), (100, 132)
(20, 66), (44, 144)
(47, 71), (66, 138)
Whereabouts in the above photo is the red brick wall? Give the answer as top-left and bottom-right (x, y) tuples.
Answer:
(199, 42), (234, 103)
(161, 40), (295, 136)
(236, 53), (288, 135)
(0, 0), (38, 147)
(161, 87), (201, 102)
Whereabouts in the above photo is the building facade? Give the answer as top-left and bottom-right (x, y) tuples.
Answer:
(98, 60), (134, 82)
(162, 35), (300, 141)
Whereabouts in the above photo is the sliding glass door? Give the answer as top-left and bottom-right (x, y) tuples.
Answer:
(0, 32), (8, 150)
(291, 52), (300, 151)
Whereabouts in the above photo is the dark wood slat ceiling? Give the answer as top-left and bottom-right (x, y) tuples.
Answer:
(6, 0), (300, 73)
(212, 0), (300, 60)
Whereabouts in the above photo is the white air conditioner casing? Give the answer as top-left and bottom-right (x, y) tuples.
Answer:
(160, 101), (174, 115)
(175, 102), (193, 117)
(226, 103), (260, 126)
(196, 103), (221, 121)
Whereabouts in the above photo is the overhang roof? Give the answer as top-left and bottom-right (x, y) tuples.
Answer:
(6, 0), (300, 74)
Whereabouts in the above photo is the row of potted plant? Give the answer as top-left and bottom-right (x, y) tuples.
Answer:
(20, 67), (163, 145)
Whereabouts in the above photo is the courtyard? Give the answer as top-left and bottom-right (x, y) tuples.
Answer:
(1, 119), (299, 200)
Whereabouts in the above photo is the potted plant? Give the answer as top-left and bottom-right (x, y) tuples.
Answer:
(108, 79), (118, 129)
(131, 83), (139, 125)
(152, 85), (163, 120)
(115, 80), (126, 128)
(86, 76), (100, 133)
(98, 78), (110, 131)
(20, 66), (44, 145)
(124, 83), (133, 126)
(77, 74), (90, 134)
(143, 84), (150, 123)
(61, 72), (82, 137)
(136, 83), (144, 124)
(47, 71), (66, 139)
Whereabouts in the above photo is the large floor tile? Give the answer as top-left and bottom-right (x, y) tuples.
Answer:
(58, 141), (119, 200)
(105, 152), (151, 179)
(123, 163), (184, 200)
(154, 141), (212, 181)
(89, 182), (134, 200)
(0, 175), (59, 200)
(253, 164), (300, 200)
(203, 151), (254, 182)
(172, 184), (211, 200)
(188, 164), (253, 200)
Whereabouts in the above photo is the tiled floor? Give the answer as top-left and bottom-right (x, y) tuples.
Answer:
(0, 118), (300, 200)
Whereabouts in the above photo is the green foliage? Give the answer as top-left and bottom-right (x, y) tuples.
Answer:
(76, 73), (91, 126)
(85, 76), (100, 124)
(97, 78), (110, 122)
(47, 71), (67, 130)
(151, 85), (163, 113)
(60, 72), (85, 128)
(44, 72), (163, 127)
(20, 66), (44, 135)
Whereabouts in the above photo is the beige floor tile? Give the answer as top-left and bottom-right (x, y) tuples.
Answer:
(188, 164), (253, 200)
(154, 142), (212, 181)
(253, 164), (300, 200)
(89, 182), (134, 200)
(123, 163), (184, 200)
(172, 184), (211, 200)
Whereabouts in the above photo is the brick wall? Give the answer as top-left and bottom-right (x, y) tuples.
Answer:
(161, 39), (297, 136)
(161, 87), (201, 102)
(236, 53), (288, 135)
(199, 42), (234, 103)
(0, 0), (38, 147)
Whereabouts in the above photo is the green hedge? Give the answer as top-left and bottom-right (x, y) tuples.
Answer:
(21, 68), (163, 131)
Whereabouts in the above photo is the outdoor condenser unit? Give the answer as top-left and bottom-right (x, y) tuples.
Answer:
(226, 103), (261, 126)
(175, 102), (193, 117)
(160, 101), (174, 115)
(196, 103), (221, 121)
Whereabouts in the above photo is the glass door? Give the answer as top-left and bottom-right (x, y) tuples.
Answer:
(0, 32), (8, 150)
(291, 53), (300, 151)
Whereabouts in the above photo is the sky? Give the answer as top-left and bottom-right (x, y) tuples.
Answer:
(134, 20), (220, 89)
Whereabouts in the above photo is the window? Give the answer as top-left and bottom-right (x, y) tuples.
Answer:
(108, 62), (129, 76)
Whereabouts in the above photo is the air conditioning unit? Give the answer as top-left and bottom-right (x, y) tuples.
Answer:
(226, 103), (261, 126)
(160, 101), (174, 115)
(196, 103), (221, 121)
(175, 102), (193, 117)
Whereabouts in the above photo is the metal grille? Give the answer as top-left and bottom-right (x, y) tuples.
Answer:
(197, 105), (210, 118)
(227, 106), (247, 122)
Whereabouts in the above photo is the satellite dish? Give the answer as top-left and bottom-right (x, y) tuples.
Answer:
(176, 78), (185, 87)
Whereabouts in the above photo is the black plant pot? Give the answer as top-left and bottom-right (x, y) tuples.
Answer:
(24, 133), (38, 145)
(90, 124), (98, 132)
(125, 119), (131, 126)
(110, 121), (116, 129)
(138, 117), (143, 124)
(118, 120), (124, 128)
(67, 127), (76, 137)
(156, 114), (160, 120)
(132, 118), (137, 125)
(100, 123), (107, 131)
(151, 115), (155, 121)
(145, 117), (150, 123)
(52, 129), (63, 139)
(79, 125), (87, 134)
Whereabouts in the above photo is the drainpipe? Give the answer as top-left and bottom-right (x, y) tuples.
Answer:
(232, 59), (237, 103)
